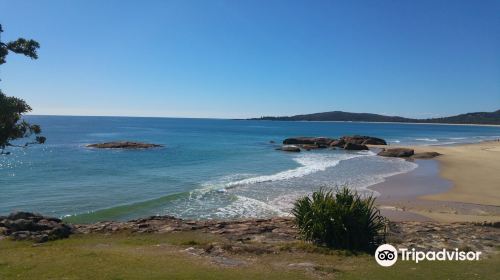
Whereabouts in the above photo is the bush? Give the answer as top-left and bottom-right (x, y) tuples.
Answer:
(291, 187), (386, 252)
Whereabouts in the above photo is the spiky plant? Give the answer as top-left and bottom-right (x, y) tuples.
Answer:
(292, 187), (386, 252)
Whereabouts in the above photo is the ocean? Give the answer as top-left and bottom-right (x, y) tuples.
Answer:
(1, 116), (499, 223)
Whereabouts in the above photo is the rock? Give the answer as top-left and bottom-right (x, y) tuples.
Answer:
(476, 221), (500, 228)
(0, 212), (73, 243)
(329, 139), (345, 147)
(411, 152), (441, 159)
(0, 227), (9, 235)
(278, 145), (301, 152)
(378, 148), (414, 157)
(33, 234), (49, 243)
(72, 216), (500, 256)
(344, 143), (369, 150)
(7, 211), (42, 221)
(283, 137), (334, 146)
(341, 135), (387, 145)
(301, 144), (320, 151)
(87, 141), (163, 149)
(48, 224), (72, 240)
(5, 219), (37, 231)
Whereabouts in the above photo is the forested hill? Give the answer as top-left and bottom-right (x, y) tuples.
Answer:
(250, 110), (500, 125)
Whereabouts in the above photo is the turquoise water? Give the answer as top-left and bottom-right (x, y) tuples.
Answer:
(1, 116), (499, 222)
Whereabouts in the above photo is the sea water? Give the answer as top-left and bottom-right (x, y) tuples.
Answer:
(1, 116), (499, 222)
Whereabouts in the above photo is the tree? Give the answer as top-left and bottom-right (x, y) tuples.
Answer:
(0, 24), (44, 154)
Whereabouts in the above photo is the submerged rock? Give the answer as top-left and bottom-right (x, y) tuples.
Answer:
(87, 141), (163, 149)
(378, 148), (414, 157)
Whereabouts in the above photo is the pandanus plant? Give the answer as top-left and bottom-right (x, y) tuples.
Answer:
(292, 187), (387, 252)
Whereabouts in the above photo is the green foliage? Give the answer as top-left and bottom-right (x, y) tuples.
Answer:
(0, 24), (43, 154)
(292, 187), (386, 252)
(0, 24), (40, 65)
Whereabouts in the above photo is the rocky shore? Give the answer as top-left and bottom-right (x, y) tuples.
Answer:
(2, 212), (498, 255)
(0, 212), (73, 243)
(74, 216), (500, 254)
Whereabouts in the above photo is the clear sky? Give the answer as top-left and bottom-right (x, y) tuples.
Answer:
(1, 0), (499, 118)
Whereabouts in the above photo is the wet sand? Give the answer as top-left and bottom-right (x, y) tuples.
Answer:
(414, 141), (500, 206)
(370, 146), (500, 222)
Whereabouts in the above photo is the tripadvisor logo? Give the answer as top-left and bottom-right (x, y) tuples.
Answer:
(374, 244), (482, 267)
(375, 244), (398, 267)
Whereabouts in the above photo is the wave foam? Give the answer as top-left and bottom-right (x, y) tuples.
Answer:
(214, 195), (288, 218)
(226, 153), (364, 187)
(415, 138), (438, 142)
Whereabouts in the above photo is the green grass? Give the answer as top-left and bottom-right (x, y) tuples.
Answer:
(0, 232), (498, 280)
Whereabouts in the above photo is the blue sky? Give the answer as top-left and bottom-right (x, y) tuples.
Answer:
(1, 0), (499, 118)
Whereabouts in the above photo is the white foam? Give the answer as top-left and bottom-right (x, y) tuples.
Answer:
(226, 153), (364, 187)
(429, 141), (458, 146)
(415, 138), (438, 142)
(190, 173), (254, 199)
(214, 195), (288, 218)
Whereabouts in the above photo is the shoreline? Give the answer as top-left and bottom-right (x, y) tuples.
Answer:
(369, 140), (500, 222)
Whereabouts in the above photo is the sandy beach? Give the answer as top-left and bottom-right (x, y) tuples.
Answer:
(371, 140), (500, 222)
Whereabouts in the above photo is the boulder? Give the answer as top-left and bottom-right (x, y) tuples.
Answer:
(0, 212), (73, 243)
(283, 137), (334, 146)
(378, 148), (414, 157)
(411, 152), (441, 159)
(329, 139), (345, 147)
(87, 141), (163, 149)
(341, 135), (387, 145)
(344, 143), (369, 150)
(278, 145), (301, 152)
(7, 211), (42, 221)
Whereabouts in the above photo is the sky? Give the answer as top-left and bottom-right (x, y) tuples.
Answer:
(0, 0), (499, 119)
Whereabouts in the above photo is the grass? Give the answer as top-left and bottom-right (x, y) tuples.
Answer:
(0, 232), (499, 280)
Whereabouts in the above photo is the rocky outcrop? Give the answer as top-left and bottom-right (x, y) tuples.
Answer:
(378, 148), (414, 157)
(343, 142), (368, 150)
(87, 141), (163, 149)
(282, 135), (387, 151)
(341, 135), (387, 145)
(74, 216), (297, 243)
(3, 212), (499, 255)
(73, 216), (499, 254)
(387, 221), (500, 253)
(277, 145), (301, 152)
(411, 152), (442, 159)
(283, 137), (333, 146)
(0, 212), (73, 243)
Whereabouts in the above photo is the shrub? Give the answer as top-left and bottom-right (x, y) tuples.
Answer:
(291, 187), (386, 252)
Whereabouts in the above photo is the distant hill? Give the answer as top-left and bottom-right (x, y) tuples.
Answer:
(250, 110), (500, 125)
